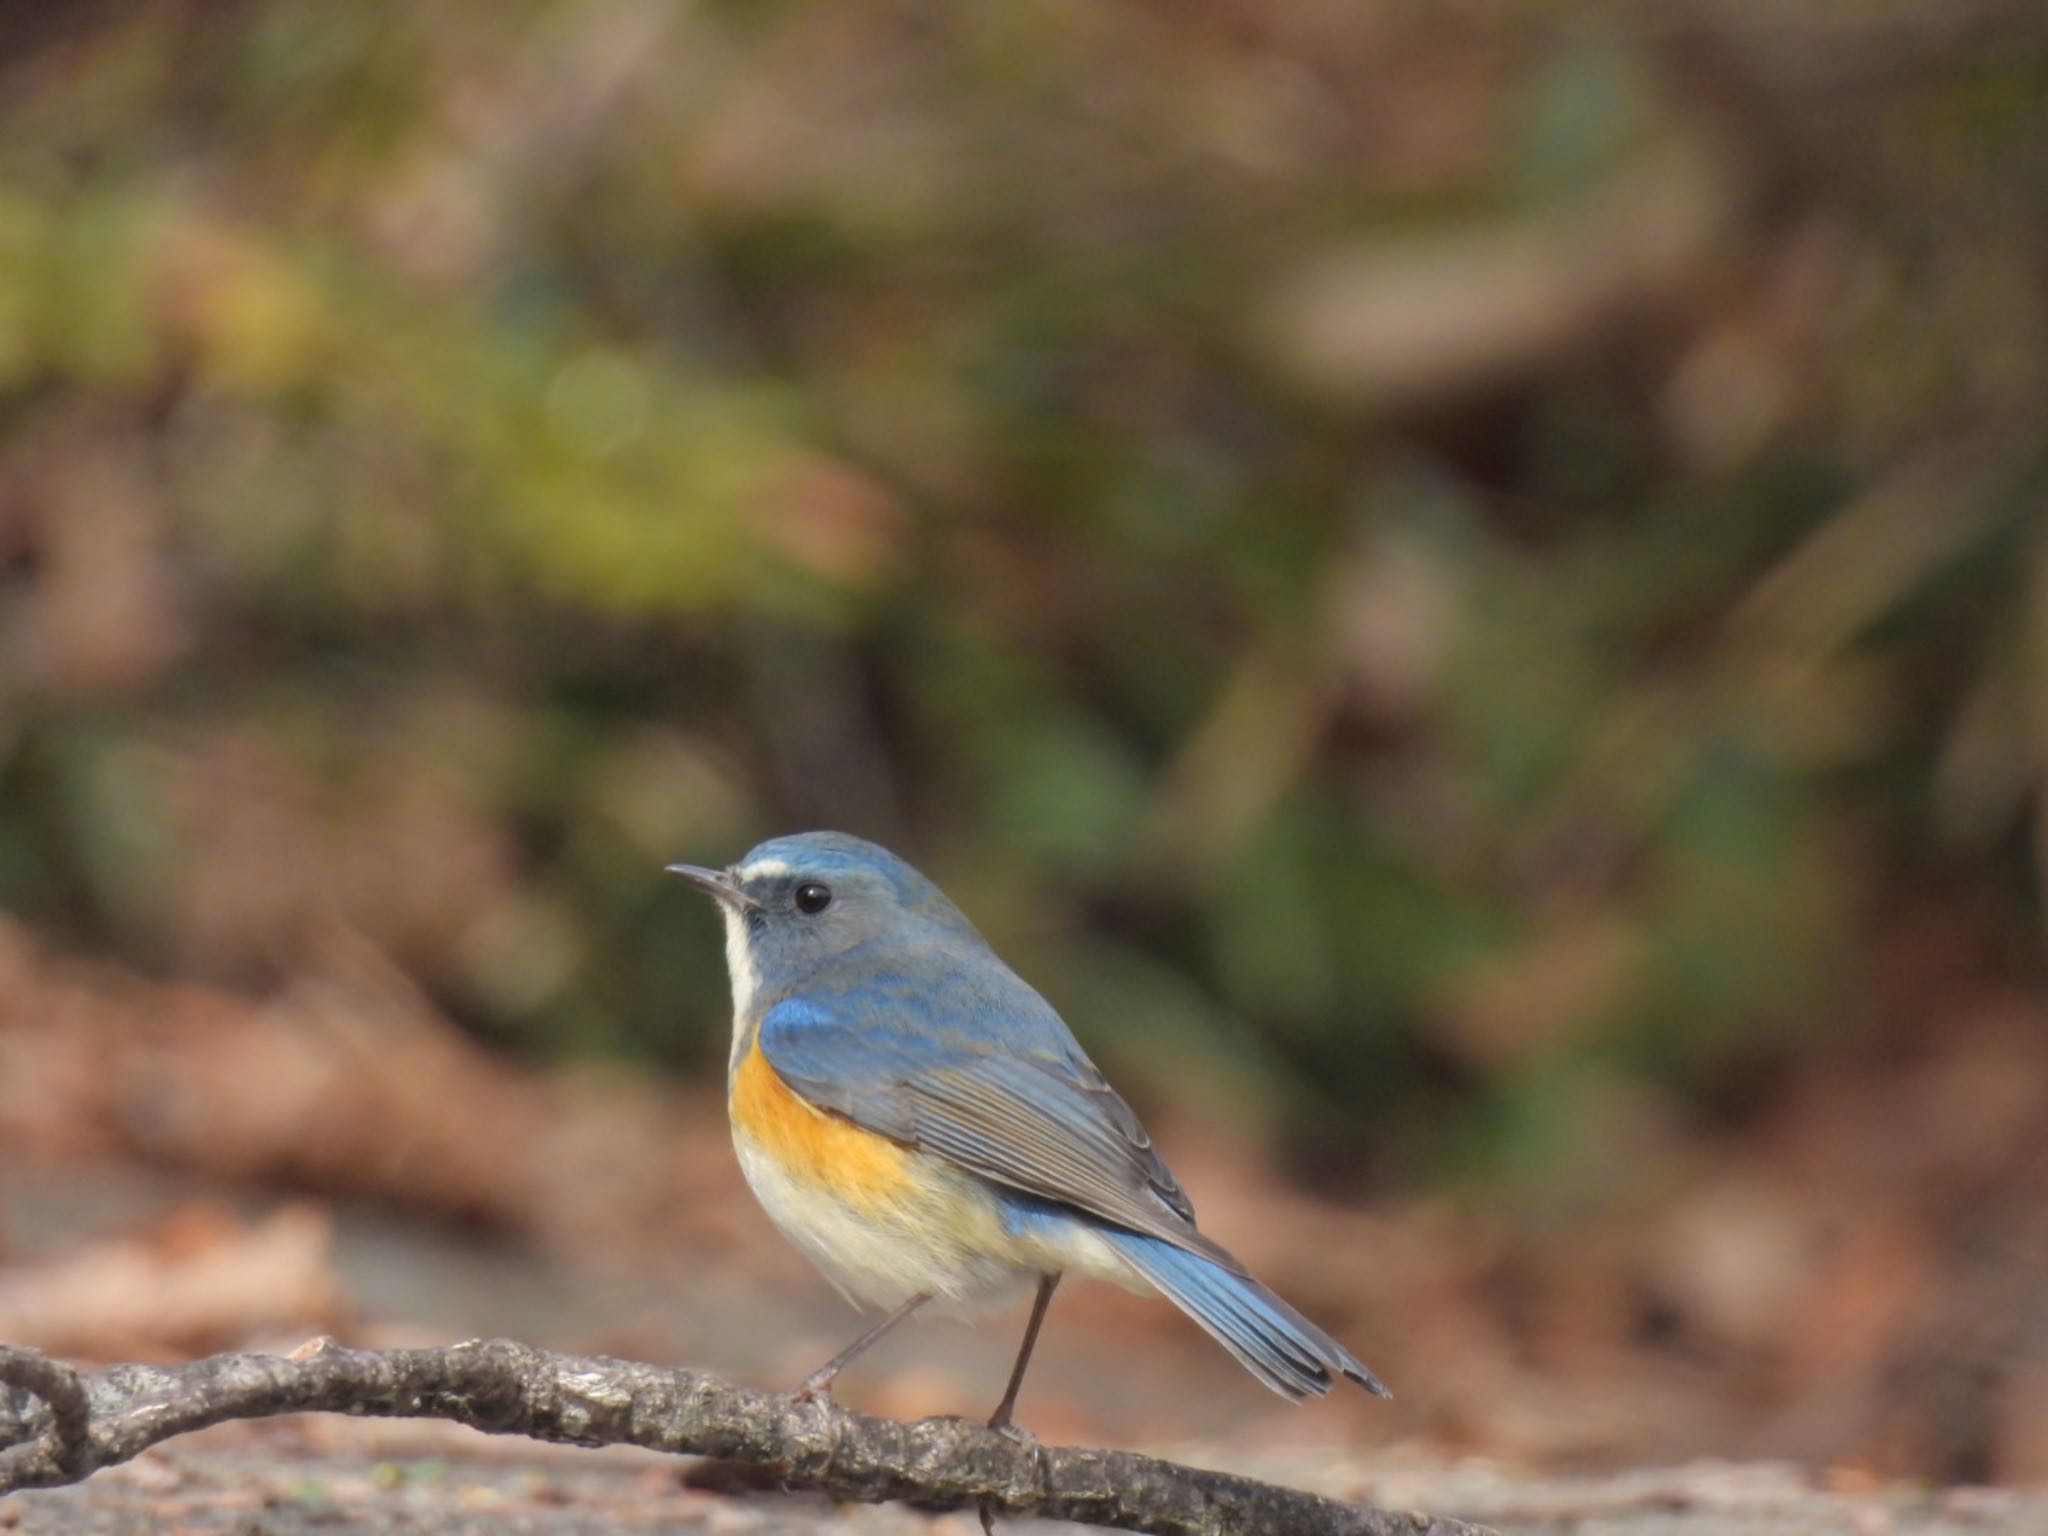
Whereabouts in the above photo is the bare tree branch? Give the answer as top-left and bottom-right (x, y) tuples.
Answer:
(0, 1339), (1490, 1536)
(0, 1345), (90, 1483)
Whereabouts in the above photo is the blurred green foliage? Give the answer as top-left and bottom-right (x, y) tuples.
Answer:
(1, 0), (2045, 1190)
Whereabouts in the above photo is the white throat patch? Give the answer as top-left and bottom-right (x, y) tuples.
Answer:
(721, 902), (762, 1072)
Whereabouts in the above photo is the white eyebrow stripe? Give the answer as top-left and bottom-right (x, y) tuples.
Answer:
(736, 858), (792, 881)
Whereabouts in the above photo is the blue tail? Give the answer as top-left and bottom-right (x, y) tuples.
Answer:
(1098, 1227), (1388, 1401)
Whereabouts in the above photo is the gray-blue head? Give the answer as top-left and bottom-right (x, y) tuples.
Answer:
(668, 831), (987, 1018)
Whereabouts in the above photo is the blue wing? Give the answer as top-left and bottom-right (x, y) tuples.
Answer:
(758, 987), (1240, 1270)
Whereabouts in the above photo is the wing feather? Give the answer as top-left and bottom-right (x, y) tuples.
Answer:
(758, 997), (1235, 1270)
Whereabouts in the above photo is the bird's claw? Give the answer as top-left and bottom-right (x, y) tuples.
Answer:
(979, 1412), (1034, 1530)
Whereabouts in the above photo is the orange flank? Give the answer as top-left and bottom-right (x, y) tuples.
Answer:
(730, 1037), (914, 1211)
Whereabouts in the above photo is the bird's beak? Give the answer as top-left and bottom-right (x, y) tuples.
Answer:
(665, 863), (763, 912)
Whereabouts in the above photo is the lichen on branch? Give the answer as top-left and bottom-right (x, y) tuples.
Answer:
(0, 1339), (1487, 1536)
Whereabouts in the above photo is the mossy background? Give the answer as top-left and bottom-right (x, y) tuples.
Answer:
(2, 0), (2045, 1208)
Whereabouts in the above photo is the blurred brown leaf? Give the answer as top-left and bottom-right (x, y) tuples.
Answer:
(0, 1202), (346, 1359)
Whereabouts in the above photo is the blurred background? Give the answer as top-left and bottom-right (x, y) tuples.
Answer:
(1, 0), (2045, 1492)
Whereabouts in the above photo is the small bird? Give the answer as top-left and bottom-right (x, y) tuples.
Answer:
(670, 830), (1386, 1431)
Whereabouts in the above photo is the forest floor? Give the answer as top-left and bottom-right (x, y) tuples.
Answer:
(4, 1418), (2044, 1536)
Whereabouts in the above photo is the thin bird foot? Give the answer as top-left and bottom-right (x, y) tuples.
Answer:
(788, 1370), (839, 1407)
(979, 1407), (1036, 1533)
(787, 1291), (933, 1409)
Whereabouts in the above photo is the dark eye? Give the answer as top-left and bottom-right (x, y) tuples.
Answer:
(793, 882), (833, 915)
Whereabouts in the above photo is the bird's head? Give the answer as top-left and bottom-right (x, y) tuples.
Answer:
(668, 831), (983, 1013)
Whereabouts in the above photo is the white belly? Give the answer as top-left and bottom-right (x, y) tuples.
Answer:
(732, 1125), (1136, 1314)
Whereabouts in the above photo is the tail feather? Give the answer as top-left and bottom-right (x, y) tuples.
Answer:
(1099, 1227), (1389, 1401)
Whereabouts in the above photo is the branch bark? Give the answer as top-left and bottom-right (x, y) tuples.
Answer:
(0, 1339), (1489, 1536)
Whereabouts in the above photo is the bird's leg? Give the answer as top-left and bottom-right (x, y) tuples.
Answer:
(792, 1291), (931, 1402)
(978, 1273), (1060, 1536)
(987, 1272), (1060, 1432)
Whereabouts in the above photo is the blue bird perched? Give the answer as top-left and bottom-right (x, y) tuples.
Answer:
(669, 830), (1387, 1430)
